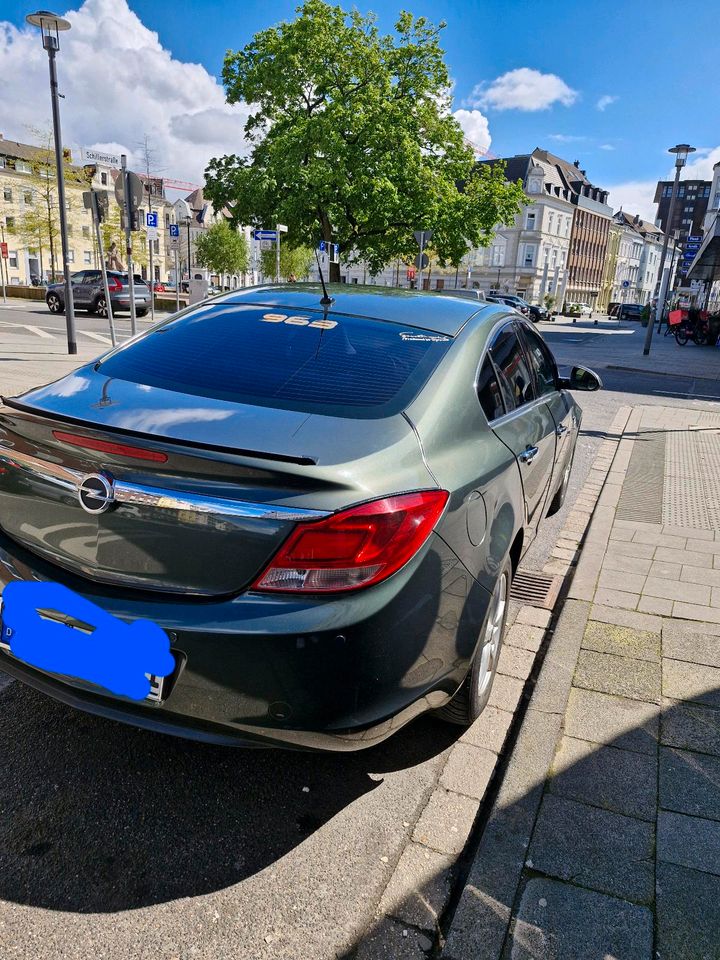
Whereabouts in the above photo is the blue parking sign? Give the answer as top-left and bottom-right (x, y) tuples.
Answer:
(169, 223), (179, 238)
(146, 211), (158, 228)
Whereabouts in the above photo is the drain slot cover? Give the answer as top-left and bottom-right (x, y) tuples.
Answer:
(511, 570), (562, 609)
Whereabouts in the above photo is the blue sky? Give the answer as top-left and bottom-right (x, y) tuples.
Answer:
(2, 0), (718, 217)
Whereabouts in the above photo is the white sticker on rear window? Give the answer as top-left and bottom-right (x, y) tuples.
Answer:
(399, 331), (450, 342)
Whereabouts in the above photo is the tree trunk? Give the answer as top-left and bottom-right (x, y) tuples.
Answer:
(47, 207), (56, 282)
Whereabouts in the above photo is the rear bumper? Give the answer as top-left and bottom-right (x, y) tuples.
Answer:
(0, 528), (489, 751)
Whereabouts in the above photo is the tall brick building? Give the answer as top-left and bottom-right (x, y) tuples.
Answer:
(654, 178), (711, 282)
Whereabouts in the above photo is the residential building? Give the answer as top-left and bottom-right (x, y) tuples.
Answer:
(598, 221), (621, 311)
(611, 212), (644, 303)
(467, 149), (575, 304)
(538, 153), (612, 308)
(654, 176), (711, 283)
(0, 133), (97, 285)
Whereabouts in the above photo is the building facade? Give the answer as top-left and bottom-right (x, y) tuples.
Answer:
(598, 221), (621, 311)
(654, 177), (710, 285)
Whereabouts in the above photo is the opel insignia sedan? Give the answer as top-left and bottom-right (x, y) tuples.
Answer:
(0, 286), (599, 750)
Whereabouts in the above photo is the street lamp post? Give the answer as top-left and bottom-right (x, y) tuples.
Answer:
(643, 143), (696, 355)
(183, 215), (192, 277)
(26, 10), (77, 355)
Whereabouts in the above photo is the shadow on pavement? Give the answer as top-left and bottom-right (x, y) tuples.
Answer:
(348, 692), (720, 960)
(0, 681), (460, 913)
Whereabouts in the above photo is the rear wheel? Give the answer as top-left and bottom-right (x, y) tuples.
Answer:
(675, 329), (689, 346)
(693, 329), (708, 346)
(137, 309), (148, 317)
(436, 559), (511, 726)
(94, 296), (108, 317)
(47, 293), (63, 314)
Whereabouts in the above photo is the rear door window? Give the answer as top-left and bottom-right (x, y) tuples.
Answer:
(98, 304), (453, 419)
(477, 357), (505, 422)
(488, 325), (536, 412)
(518, 323), (558, 397)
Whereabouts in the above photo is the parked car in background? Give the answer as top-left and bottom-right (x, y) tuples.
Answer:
(564, 302), (592, 317)
(0, 285), (600, 751)
(152, 281), (166, 293)
(45, 271), (151, 318)
(526, 304), (549, 324)
(489, 292), (531, 317)
(616, 303), (643, 321)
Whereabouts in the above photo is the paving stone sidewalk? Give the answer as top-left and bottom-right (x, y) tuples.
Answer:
(444, 404), (720, 960)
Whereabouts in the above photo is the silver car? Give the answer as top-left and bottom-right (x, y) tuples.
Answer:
(45, 270), (151, 318)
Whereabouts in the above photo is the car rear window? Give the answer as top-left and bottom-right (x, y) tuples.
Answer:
(98, 303), (453, 418)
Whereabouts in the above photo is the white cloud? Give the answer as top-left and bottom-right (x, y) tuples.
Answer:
(548, 134), (586, 143)
(469, 68), (578, 112)
(606, 180), (658, 222)
(0, 0), (250, 187)
(596, 95), (618, 111)
(683, 145), (720, 180)
(453, 109), (492, 154)
(600, 143), (615, 151)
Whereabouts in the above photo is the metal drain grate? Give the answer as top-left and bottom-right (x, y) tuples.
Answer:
(511, 570), (562, 609)
(616, 430), (666, 523)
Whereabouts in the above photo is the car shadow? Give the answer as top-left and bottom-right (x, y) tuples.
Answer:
(347, 691), (720, 960)
(0, 678), (462, 914)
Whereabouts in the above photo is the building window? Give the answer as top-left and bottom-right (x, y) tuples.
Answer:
(67, 250), (74, 263)
(702, 185), (711, 198)
(547, 211), (554, 233)
(82, 225), (90, 238)
(684, 205), (693, 212)
(101, 172), (107, 185)
(677, 185), (685, 198)
(8, 250), (18, 267)
(15, 160), (31, 173)
(682, 218), (692, 225)
(662, 185), (672, 198)
(165, 214), (170, 228)
(3, 187), (11, 202)
(67, 224), (73, 236)
(83, 250), (92, 264)
(23, 190), (33, 204)
(525, 211), (536, 230)
(523, 244), (536, 268)
(5, 216), (14, 230)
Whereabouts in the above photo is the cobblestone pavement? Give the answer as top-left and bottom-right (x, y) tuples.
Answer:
(445, 404), (720, 960)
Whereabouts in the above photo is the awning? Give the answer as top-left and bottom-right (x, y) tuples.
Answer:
(687, 215), (720, 282)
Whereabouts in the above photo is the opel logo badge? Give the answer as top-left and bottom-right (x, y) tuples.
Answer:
(78, 473), (114, 514)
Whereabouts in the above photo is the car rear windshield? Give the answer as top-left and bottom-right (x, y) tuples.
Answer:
(97, 303), (453, 418)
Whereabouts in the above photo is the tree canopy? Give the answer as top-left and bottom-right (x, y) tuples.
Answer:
(204, 0), (524, 280)
(194, 219), (249, 278)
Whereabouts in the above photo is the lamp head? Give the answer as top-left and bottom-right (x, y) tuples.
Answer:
(26, 10), (71, 51)
(669, 143), (696, 168)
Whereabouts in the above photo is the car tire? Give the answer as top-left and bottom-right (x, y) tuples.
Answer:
(93, 296), (108, 317)
(546, 438), (577, 517)
(47, 293), (63, 314)
(436, 558), (512, 726)
(137, 309), (148, 317)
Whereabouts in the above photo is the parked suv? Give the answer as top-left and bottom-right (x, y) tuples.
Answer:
(45, 270), (151, 318)
(488, 292), (531, 317)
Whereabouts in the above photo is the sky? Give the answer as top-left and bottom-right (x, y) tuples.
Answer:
(1, 0), (718, 220)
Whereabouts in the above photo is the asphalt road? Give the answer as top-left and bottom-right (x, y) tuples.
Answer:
(1, 304), (719, 959)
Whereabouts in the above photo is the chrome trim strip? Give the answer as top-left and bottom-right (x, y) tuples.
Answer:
(0, 446), (329, 522)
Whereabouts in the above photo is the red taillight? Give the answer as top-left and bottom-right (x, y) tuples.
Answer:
(107, 277), (122, 292)
(52, 431), (168, 463)
(253, 490), (449, 594)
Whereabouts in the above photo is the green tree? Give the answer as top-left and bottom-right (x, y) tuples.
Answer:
(205, 1), (524, 281)
(195, 220), (249, 282)
(260, 244), (314, 281)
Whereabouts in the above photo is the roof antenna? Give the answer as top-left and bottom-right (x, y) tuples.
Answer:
(314, 248), (334, 306)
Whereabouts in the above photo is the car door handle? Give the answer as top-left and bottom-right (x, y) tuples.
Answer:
(556, 424), (568, 437)
(520, 446), (539, 464)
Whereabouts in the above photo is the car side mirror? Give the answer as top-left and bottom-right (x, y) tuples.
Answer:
(558, 365), (602, 392)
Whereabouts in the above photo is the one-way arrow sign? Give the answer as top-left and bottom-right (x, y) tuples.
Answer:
(254, 229), (278, 241)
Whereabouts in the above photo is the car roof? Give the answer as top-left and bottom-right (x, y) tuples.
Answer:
(216, 283), (493, 336)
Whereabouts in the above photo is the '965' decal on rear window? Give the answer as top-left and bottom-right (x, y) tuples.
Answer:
(261, 313), (337, 329)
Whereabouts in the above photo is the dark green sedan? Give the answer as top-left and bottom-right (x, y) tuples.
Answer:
(0, 286), (599, 750)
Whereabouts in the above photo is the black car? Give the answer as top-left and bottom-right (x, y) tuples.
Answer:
(46, 270), (151, 318)
(616, 303), (643, 321)
(0, 285), (600, 751)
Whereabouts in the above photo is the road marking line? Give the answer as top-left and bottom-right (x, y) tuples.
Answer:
(653, 390), (720, 400)
(78, 331), (113, 344)
(23, 325), (55, 339)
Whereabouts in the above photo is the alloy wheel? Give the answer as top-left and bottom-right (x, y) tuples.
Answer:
(475, 571), (507, 698)
(47, 294), (61, 313)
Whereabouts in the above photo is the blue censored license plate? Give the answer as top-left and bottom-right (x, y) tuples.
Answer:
(0, 595), (171, 703)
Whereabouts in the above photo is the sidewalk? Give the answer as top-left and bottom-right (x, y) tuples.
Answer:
(444, 404), (720, 960)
